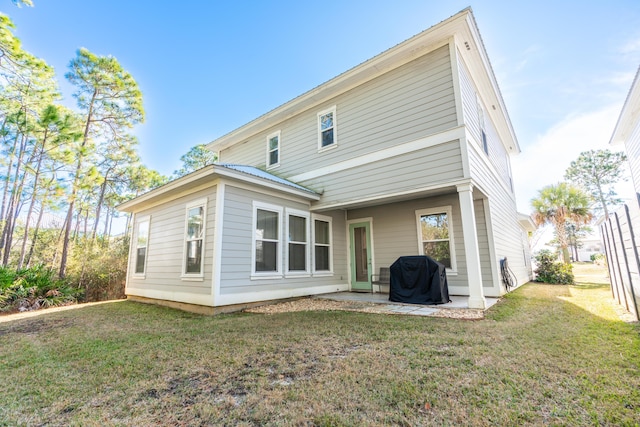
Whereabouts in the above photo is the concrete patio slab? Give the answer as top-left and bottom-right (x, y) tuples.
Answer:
(315, 292), (499, 311)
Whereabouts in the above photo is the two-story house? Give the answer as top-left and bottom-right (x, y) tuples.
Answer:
(118, 8), (533, 314)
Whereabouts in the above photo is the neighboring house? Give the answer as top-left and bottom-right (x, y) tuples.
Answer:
(118, 8), (532, 314)
(576, 238), (602, 263)
(603, 65), (640, 320)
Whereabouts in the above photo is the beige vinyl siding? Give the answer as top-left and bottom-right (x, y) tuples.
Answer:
(219, 185), (347, 295)
(468, 145), (530, 290)
(474, 198), (494, 288)
(458, 50), (512, 190)
(127, 186), (216, 296)
(625, 120), (640, 196)
(220, 45), (457, 178)
(299, 140), (463, 209)
(346, 193), (493, 294)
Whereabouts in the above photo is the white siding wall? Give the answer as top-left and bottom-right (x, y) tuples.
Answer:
(127, 186), (217, 304)
(220, 45), (457, 180)
(458, 49), (512, 190)
(457, 49), (531, 288)
(625, 119), (640, 198)
(219, 185), (348, 296)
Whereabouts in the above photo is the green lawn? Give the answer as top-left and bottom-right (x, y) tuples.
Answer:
(1, 282), (639, 426)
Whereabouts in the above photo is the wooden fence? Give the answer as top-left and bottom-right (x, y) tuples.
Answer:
(600, 204), (640, 321)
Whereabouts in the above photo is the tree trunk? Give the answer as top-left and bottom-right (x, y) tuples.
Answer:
(59, 88), (97, 278)
(103, 205), (110, 238)
(17, 142), (45, 269)
(25, 200), (47, 268)
(2, 132), (28, 266)
(0, 129), (19, 225)
(91, 175), (109, 240)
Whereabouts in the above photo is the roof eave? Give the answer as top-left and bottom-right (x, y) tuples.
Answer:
(206, 8), (474, 153)
(117, 165), (320, 213)
(460, 12), (521, 155)
(610, 66), (640, 145)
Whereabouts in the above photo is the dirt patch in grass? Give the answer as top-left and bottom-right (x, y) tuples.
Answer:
(1, 284), (638, 426)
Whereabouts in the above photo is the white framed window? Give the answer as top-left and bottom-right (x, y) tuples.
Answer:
(266, 130), (280, 169)
(134, 216), (150, 276)
(317, 105), (337, 151)
(252, 201), (283, 277)
(182, 198), (207, 278)
(285, 208), (310, 276)
(415, 206), (457, 272)
(312, 214), (333, 275)
(477, 96), (488, 155)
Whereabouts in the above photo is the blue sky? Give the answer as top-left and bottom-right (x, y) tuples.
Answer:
(5, 0), (640, 212)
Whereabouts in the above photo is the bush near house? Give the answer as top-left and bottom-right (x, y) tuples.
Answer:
(0, 265), (83, 312)
(534, 250), (575, 284)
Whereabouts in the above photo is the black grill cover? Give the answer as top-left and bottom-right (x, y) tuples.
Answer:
(389, 256), (450, 305)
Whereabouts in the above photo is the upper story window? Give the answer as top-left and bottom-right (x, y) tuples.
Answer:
(183, 198), (207, 277)
(134, 217), (150, 275)
(317, 106), (337, 151)
(253, 202), (283, 276)
(266, 130), (280, 169)
(415, 206), (457, 272)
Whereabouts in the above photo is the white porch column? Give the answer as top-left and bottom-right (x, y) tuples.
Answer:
(457, 183), (486, 309)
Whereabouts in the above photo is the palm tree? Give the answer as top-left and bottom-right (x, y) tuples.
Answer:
(531, 182), (593, 264)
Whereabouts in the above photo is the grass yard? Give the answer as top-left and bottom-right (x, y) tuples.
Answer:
(1, 273), (639, 426)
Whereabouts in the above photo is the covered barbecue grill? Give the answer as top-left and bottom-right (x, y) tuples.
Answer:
(389, 255), (450, 305)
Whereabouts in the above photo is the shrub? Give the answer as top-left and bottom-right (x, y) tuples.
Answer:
(534, 250), (574, 285)
(591, 253), (606, 266)
(65, 235), (129, 302)
(0, 265), (83, 313)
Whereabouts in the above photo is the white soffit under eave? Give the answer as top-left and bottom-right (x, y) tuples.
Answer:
(610, 66), (640, 145)
(459, 13), (520, 155)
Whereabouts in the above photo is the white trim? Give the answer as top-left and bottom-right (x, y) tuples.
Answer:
(312, 178), (470, 211)
(132, 215), (150, 278)
(251, 201), (284, 279)
(181, 197), (208, 280)
(226, 181), (314, 206)
(124, 212), (135, 293)
(450, 37), (465, 127)
(127, 287), (213, 307)
(290, 126), (466, 182)
(317, 105), (337, 152)
(457, 183), (486, 309)
(346, 217), (375, 289)
(119, 165), (318, 213)
(212, 183), (225, 305)
(216, 283), (349, 306)
(311, 213), (334, 276)
(415, 206), (458, 273)
(482, 197), (501, 292)
(266, 130), (281, 169)
(285, 207), (311, 277)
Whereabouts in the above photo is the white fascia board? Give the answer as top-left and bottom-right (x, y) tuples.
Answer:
(118, 166), (217, 212)
(206, 9), (473, 153)
(117, 165), (319, 214)
(213, 167), (320, 201)
(610, 66), (640, 145)
(457, 13), (520, 155)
